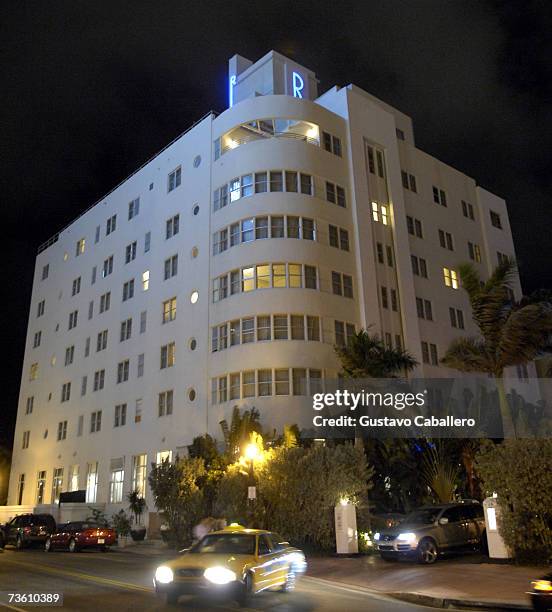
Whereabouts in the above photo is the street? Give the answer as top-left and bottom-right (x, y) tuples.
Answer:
(0, 548), (467, 612)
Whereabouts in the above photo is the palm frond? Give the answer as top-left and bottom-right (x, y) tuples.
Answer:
(441, 337), (495, 373)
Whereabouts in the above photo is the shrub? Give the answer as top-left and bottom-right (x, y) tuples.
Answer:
(476, 439), (552, 564)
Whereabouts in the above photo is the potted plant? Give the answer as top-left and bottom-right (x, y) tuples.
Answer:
(111, 510), (132, 547)
(127, 489), (147, 541)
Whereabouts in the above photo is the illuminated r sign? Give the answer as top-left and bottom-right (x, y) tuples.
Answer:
(229, 74), (237, 107)
(292, 71), (304, 99)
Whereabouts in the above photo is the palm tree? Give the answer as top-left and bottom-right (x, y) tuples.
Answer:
(335, 329), (418, 378)
(441, 258), (552, 438)
(219, 406), (262, 461)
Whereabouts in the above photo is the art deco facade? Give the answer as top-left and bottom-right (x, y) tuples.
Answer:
(8, 51), (523, 511)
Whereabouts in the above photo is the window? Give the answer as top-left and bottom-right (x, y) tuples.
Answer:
(329, 225), (339, 248)
(97, 329), (108, 352)
(137, 353), (144, 377)
(332, 272), (343, 296)
(76, 238), (85, 256)
(132, 454), (147, 498)
(22, 431), (30, 449)
(114, 404), (127, 427)
(99, 291), (111, 313)
(406, 215), (423, 238)
(142, 270), (150, 291)
(37, 299), (45, 317)
(325, 181), (336, 204)
(140, 310), (147, 333)
(372, 202), (388, 224)
(90, 410), (102, 433)
(88, 300), (94, 320)
(300, 173), (312, 194)
(125, 241), (137, 263)
(391, 289), (398, 311)
(33, 331), (41, 348)
(77, 415), (84, 436)
(144, 231), (151, 252)
(135, 399), (143, 423)
(68, 310), (78, 330)
(381, 286), (389, 309)
(57, 421), (67, 441)
(71, 276), (81, 296)
(449, 307), (465, 329)
(120, 318), (132, 342)
(401, 171), (417, 192)
(258, 369), (272, 396)
(290, 315), (304, 340)
(84, 337), (90, 357)
(69, 465), (79, 492)
(93, 369), (105, 391)
(257, 316), (271, 341)
(468, 242), (482, 262)
(335, 320), (345, 346)
(303, 218), (315, 240)
(25, 396), (34, 414)
(61, 382), (71, 403)
(411, 255), (428, 278)
(64, 345), (74, 366)
(168, 166), (181, 192)
(421, 342), (439, 366)
(443, 267), (459, 289)
(273, 314), (288, 340)
(160, 342), (175, 369)
(102, 255), (114, 277)
(275, 369), (290, 395)
(95, 225), (100, 243)
(36, 471), (46, 504)
(42, 264), (49, 280)
(166, 214), (180, 239)
(269, 170), (283, 192)
(396, 128), (405, 140)
(438, 229), (454, 251)
(416, 298), (433, 320)
(86, 462), (98, 503)
(109, 459), (124, 503)
(128, 197), (140, 220)
(432, 186), (447, 206)
(106, 214), (117, 235)
(490, 210), (502, 229)
(158, 390), (173, 416)
(497, 251), (509, 265)
(164, 255), (178, 280)
(376, 150), (385, 177)
(122, 279), (135, 301)
(162, 297), (177, 323)
(462, 200), (475, 220)
(29, 363), (39, 381)
(81, 375), (87, 396)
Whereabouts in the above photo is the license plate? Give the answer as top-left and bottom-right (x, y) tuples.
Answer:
(97, 538), (105, 544)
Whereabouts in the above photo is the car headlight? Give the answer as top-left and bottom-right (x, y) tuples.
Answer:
(374, 532), (380, 541)
(204, 566), (237, 585)
(397, 532), (416, 543)
(532, 579), (552, 592)
(155, 565), (174, 584)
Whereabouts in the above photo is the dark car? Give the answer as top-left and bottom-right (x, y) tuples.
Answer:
(374, 501), (486, 564)
(0, 514), (56, 549)
(45, 521), (117, 552)
(529, 572), (552, 611)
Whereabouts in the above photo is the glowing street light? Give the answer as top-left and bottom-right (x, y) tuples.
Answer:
(244, 443), (260, 462)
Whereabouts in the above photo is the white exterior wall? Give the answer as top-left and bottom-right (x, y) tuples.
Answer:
(8, 58), (523, 511)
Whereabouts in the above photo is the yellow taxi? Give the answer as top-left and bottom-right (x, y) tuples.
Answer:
(153, 525), (307, 606)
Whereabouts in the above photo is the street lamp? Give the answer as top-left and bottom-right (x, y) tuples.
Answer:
(242, 442), (260, 527)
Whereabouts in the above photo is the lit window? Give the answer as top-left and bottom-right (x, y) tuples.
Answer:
(443, 267), (459, 289)
(142, 270), (150, 291)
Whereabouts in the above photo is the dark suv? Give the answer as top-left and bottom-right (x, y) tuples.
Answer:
(0, 514), (56, 549)
(374, 501), (486, 564)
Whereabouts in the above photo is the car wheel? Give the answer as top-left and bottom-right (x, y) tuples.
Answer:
(16, 535), (24, 550)
(68, 538), (78, 553)
(165, 592), (179, 605)
(45, 538), (53, 552)
(238, 572), (254, 607)
(417, 538), (438, 564)
(279, 566), (296, 592)
(100, 546), (108, 552)
(380, 552), (398, 562)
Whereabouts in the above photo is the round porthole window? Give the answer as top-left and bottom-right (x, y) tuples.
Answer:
(193, 204), (200, 216)
(188, 388), (196, 402)
(191, 246), (199, 259)
(189, 338), (197, 351)
(190, 290), (199, 304)
(193, 155), (201, 168)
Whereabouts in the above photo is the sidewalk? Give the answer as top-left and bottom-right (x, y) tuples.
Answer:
(306, 554), (541, 610)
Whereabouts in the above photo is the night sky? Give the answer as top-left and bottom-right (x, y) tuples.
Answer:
(1, 1), (551, 449)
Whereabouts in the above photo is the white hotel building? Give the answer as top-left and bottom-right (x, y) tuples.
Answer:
(8, 51), (524, 514)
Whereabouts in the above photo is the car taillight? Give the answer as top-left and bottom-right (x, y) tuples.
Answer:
(83, 529), (96, 537)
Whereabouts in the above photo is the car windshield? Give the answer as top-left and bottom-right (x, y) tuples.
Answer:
(191, 533), (256, 555)
(403, 509), (441, 525)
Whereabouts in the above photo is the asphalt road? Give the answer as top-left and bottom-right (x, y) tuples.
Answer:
(0, 547), (467, 612)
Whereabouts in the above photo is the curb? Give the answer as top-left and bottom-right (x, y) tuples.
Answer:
(387, 591), (532, 611)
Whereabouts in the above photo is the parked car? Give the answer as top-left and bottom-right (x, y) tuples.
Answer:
(45, 521), (117, 552)
(0, 514), (56, 549)
(529, 572), (552, 611)
(153, 524), (307, 606)
(374, 501), (486, 564)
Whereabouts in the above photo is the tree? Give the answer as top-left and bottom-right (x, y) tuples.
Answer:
(127, 489), (146, 527)
(442, 259), (552, 437)
(421, 442), (459, 503)
(219, 406), (262, 461)
(335, 329), (417, 378)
